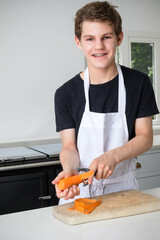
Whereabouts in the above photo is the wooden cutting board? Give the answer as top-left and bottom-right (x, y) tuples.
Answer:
(52, 190), (160, 225)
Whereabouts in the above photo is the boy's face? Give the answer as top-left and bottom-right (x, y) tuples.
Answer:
(75, 21), (123, 71)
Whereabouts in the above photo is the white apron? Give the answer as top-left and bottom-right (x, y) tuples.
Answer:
(59, 64), (138, 205)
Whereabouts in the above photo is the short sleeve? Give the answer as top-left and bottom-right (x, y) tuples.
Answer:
(136, 75), (159, 118)
(54, 88), (75, 132)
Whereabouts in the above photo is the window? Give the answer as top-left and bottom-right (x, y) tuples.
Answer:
(130, 42), (154, 85)
(119, 31), (160, 129)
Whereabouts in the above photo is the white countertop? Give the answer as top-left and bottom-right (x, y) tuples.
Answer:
(0, 188), (160, 240)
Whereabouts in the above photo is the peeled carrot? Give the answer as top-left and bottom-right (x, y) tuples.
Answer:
(69, 198), (101, 214)
(57, 170), (94, 191)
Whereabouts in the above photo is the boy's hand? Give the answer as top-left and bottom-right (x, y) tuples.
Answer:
(88, 151), (117, 184)
(52, 170), (80, 200)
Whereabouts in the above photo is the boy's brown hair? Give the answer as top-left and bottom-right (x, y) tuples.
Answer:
(74, 1), (122, 39)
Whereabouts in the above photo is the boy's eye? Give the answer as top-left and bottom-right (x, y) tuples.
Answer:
(103, 36), (111, 40)
(86, 38), (93, 41)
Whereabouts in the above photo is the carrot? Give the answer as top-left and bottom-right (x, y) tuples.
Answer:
(57, 170), (94, 191)
(69, 198), (101, 214)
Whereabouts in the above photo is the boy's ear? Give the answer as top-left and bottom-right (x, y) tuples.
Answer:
(75, 35), (82, 50)
(117, 31), (123, 46)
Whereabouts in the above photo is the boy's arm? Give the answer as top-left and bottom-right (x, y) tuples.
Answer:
(88, 116), (153, 182)
(52, 128), (80, 200)
(59, 128), (80, 175)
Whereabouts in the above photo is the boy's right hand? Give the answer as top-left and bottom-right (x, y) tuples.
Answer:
(52, 170), (80, 200)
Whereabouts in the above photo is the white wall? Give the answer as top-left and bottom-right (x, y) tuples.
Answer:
(0, 0), (160, 146)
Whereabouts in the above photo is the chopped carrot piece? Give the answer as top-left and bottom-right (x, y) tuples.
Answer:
(69, 198), (101, 214)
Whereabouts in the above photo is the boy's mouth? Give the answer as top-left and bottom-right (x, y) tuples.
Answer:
(92, 53), (107, 57)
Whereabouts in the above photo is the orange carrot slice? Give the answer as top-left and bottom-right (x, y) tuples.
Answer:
(69, 198), (101, 214)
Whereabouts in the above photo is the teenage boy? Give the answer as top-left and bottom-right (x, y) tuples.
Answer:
(52, 1), (159, 204)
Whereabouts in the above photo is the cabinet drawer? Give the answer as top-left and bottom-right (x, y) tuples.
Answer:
(136, 151), (160, 177)
(137, 175), (160, 190)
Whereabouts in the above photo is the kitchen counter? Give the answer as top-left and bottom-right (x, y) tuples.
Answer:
(0, 188), (160, 240)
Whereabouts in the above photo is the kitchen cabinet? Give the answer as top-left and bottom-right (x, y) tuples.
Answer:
(0, 144), (62, 215)
(0, 164), (62, 215)
(136, 148), (160, 190)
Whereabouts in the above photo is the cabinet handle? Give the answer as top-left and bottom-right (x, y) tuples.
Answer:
(39, 195), (51, 200)
(136, 162), (142, 169)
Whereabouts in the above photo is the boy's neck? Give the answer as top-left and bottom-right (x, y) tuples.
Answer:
(81, 62), (118, 84)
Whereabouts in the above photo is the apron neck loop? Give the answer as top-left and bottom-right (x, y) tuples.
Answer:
(84, 64), (126, 114)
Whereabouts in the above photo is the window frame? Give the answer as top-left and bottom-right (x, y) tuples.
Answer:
(119, 31), (160, 129)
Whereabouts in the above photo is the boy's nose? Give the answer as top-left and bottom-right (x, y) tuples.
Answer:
(94, 40), (104, 49)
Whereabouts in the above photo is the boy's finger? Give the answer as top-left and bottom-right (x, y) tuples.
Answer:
(52, 171), (65, 185)
(88, 164), (97, 184)
(55, 184), (69, 198)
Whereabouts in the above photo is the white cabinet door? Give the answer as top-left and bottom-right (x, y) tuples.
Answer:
(136, 149), (160, 190)
(137, 175), (160, 190)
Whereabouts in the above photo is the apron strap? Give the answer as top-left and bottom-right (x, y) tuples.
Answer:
(84, 65), (126, 114)
(84, 68), (90, 112)
(116, 64), (126, 114)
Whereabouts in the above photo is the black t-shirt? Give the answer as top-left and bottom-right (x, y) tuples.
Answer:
(55, 65), (159, 140)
